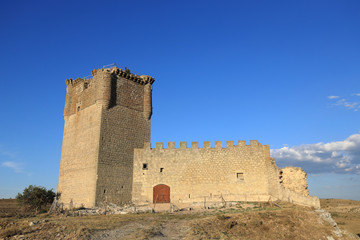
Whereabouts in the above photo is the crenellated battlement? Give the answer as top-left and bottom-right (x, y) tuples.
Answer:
(65, 66), (154, 87)
(65, 77), (90, 86)
(140, 140), (269, 150)
(91, 67), (155, 85)
(63, 65), (154, 117)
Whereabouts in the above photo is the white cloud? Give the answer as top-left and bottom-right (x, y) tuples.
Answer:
(327, 94), (360, 111)
(271, 133), (360, 174)
(335, 99), (359, 111)
(328, 95), (360, 111)
(0, 147), (30, 175)
(1, 161), (23, 173)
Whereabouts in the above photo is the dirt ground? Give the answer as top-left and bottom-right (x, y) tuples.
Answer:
(0, 200), (19, 218)
(0, 199), (359, 240)
(321, 199), (360, 238)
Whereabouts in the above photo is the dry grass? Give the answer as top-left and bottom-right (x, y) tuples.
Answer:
(321, 198), (360, 237)
(0, 199), (20, 217)
(0, 226), (22, 238)
(187, 209), (333, 240)
(0, 199), (359, 239)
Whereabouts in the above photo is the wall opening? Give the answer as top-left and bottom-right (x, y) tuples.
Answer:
(103, 189), (106, 194)
(160, 168), (164, 173)
(77, 106), (81, 112)
(142, 163), (148, 170)
(236, 173), (244, 181)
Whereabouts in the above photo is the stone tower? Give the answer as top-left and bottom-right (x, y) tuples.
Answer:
(57, 66), (155, 208)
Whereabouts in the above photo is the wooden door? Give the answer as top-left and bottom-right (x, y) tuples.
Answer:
(153, 184), (170, 203)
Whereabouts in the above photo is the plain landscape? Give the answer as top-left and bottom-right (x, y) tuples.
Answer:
(0, 198), (359, 240)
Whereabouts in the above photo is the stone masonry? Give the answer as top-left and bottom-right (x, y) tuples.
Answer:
(280, 167), (309, 196)
(58, 65), (320, 209)
(57, 67), (154, 207)
(132, 141), (320, 208)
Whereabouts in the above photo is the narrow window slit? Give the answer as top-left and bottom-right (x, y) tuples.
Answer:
(236, 172), (244, 181)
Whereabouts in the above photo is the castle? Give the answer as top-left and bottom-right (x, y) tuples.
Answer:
(57, 66), (320, 209)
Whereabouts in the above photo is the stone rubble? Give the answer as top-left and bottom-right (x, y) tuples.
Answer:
(315, 209), (343, 238)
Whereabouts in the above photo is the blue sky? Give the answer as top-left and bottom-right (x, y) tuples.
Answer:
(0, 0), (359, 200)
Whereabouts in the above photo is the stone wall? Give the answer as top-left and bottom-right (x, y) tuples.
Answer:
(95, 74), (152, 204)
(278, 186), (320, 209)
(63, 78), (96, 117)
(58, 70), (106, 208)
(57, 102), (102, 207)
(281, 167), (309, 196)
(132, 140), (274, 204)
(132, 141), (320, 209)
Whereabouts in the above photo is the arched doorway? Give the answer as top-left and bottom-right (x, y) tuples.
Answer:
(153, 184), (170, 203)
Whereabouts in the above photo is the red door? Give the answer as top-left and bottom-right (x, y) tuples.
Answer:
(153, 184), (170, 203)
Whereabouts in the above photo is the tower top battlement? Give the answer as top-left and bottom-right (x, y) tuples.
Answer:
(63, 66), (154, 117)
(65, 67), (155, 87)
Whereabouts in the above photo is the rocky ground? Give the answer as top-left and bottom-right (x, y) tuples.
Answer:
(0, 199), (359, 240)
(321, 199), (360, 238)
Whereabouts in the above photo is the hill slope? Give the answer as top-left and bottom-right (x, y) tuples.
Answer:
(0, 199), (359, 239)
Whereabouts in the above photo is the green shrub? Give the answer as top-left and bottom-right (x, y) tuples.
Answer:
(16, 185), (55, 213)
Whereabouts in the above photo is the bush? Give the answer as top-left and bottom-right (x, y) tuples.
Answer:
(16, 185), (55, 213)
